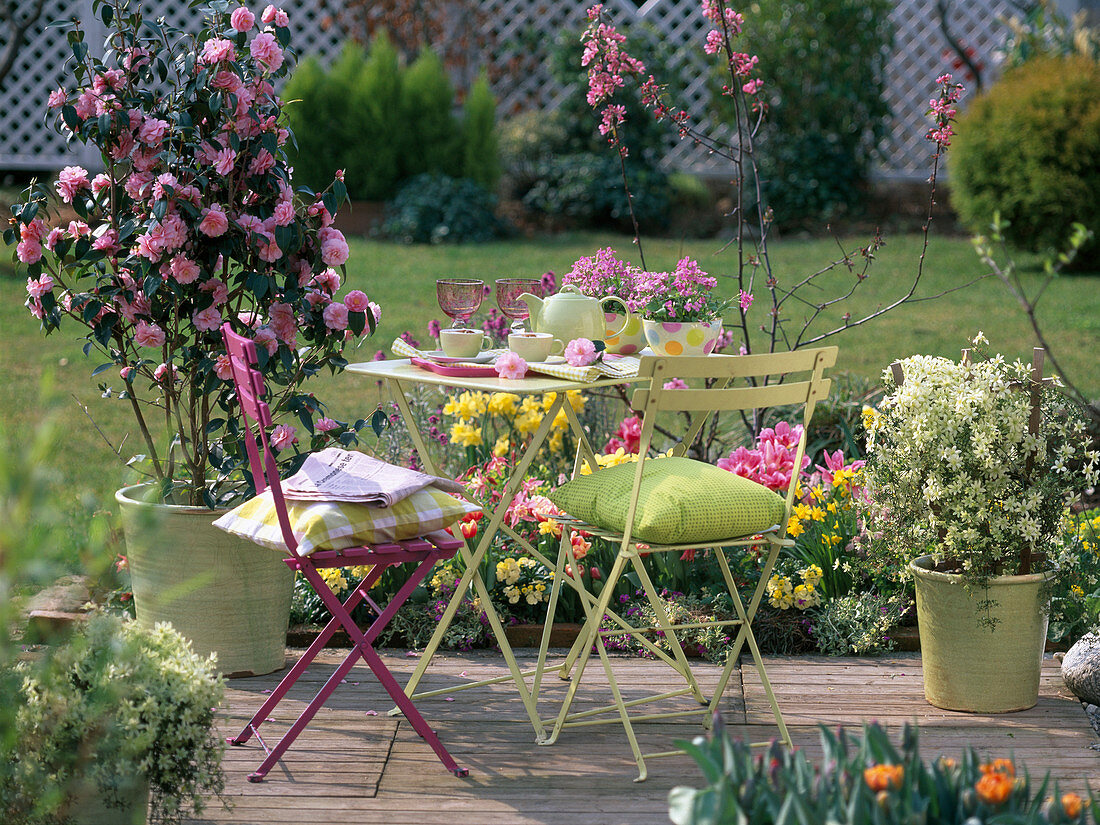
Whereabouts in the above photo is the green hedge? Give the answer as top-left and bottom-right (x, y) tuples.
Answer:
(284, 37), (500, 202)
(950, 55), (1100, 270)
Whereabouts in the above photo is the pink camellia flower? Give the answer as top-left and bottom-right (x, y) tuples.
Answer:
(55, 165), (91, 203)
(92, 228), (120, 255)
(270, 423), (298, 450)
(47, 88), (66, 109)
(564, 337), (598, 366)
(213, 148), (236, 176)
(261, 5), (289, 26)
(254, 326), (278, 355)
(16, 239), (43, 264)
(67, 220), (91, 238)
(249, 32), (284, 73)
(26, 274), (54, 298)
(368, 301), (382, 324)
(213, 354), (234, 381)
(319, 227), (349, 266)
(119, 366), (133, 381)
(248, 148), (275, 176)
(45, 228), (65, 251)
(495, 351), (528, 380)
(169, 255), (201, 284)
(199, 204), (230, 237)
(200, 37), (234, 65)
(312, 268), (341, 294)
(315, 417), (340, 432)
(343, 290), (370, 313)
(268, 302), (297, 343)
(323, 301), (349, 331)
(192, 305), (223, 332)
(272, 200), (295, 226)
(138, 116), (169, 147)
(153, 362), (176, 384)
(134, 320), (166, 348)
(230, 6), (255, 31)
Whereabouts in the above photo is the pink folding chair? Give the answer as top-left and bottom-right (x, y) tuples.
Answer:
(220, 323), (469, 780)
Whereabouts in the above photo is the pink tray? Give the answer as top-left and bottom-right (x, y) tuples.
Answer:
(410, 356), (498, 377)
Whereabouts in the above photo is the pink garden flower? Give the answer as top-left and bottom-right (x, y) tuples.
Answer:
(270, 423), (298, 450)
(55, 166), (91, 203)
(230, 6), (255, 31)
(16, 239), (42, 264)
(315, 417), (340, 432)
(134, 320), (165, 348)
(192, 305), (223, 332)
(254, 326), (278, 355)
(319, 227), (349, 266)
(47, 88), (66, 108)
(495, 351), (527, 380)
(268, 302), (297, 342)
(738, 289), (754, 310)
(261, 4), (289, 26)
(26, 274), (54, 298)
(214, 354), (233, 381)
(323, 301), (349, 331)
(200, 38), (234, 65)
(170, 255), (201, 284)
(198, 204), (229, 237)
(249, 32), (284, 73)
(663, 377), (688, 390)
(565, 337), (598, 366)
(344, 290), (370, 313)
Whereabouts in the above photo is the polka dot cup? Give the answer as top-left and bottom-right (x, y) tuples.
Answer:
(603, 311), (646, 355)
(642, 318), (723, 357)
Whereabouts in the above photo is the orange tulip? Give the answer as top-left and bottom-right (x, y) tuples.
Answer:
(1063, 793), (1084, 819)
(863, 764), (904, 792)
(980, 758), (1015, 777)
(975, 771), (1014, 806)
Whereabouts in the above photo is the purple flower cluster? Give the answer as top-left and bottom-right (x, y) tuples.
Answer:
(562, 247), (644, 309)
(634, 256), (728, 323)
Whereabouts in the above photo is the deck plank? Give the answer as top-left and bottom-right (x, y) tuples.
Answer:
(183, 649), (1098, 824)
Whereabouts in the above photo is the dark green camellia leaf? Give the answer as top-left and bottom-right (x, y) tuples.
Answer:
(82, 300), (102, 323)
(62, 105), (81, 132)
(100, 3), (113, 24)
(348, 310), (365, 336)
(322, 192), (337, 217)
(91, 363), (115, 377)
(370, 408), (388, 437)
(2, 228), (14, 245)
(333, 179), (347, 205)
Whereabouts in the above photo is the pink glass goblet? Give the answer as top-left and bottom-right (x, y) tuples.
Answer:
(436, 279), (485, 328)
(495, 278), (542, 334)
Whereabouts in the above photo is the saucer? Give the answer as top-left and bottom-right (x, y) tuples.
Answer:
(423, 349), (497, 364)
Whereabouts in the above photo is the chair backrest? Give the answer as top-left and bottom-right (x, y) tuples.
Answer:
(627, 347), (838, 537)
(221, 322), (300, 555)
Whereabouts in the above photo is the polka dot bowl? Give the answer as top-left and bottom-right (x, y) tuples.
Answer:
(642, 318), (723, 357)
(603, 311), (647, 355)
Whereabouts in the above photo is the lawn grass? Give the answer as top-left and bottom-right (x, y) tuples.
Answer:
(2, 230), (1098, 531)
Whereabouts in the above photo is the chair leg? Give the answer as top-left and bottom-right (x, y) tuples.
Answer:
(591, 626), (648, 782)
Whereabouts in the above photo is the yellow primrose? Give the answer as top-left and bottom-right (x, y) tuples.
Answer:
(539, 519), (562, 537)
(802, 564), (824, 586)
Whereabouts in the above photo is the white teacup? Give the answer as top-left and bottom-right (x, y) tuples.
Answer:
(439, 328), (492, 358)
(508, 332), (564, 362)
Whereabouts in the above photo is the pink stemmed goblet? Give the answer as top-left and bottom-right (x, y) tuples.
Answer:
(495, 278), (542, 334)
(436, 279), (485, 329)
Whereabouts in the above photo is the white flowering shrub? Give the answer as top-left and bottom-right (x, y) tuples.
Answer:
(12, 614), (224, 823)
(862, 336), (1099, 585)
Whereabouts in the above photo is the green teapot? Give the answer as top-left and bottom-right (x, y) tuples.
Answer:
(519, 285), (634, 343)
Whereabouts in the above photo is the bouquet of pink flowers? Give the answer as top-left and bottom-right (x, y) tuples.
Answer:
(7, 0), (376, 506)
(634, 256), (731, 323)
(562, 247), (644, 310)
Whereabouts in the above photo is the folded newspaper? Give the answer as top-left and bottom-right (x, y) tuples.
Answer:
(281, 447), (467, 507)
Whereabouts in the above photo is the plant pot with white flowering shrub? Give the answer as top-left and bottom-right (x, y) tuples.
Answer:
(861, 335), (1099, 711)
(7, 1), (379, 675)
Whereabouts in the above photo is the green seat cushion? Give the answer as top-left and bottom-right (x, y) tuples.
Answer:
(549, 456), (786, 545)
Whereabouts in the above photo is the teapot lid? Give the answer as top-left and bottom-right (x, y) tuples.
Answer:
(549, 285), (594, 301)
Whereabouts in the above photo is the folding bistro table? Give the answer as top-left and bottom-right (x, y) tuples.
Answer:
(346, 353), (642, 739)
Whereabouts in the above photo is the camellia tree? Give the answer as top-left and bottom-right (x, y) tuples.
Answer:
(6, 0), (380, 507)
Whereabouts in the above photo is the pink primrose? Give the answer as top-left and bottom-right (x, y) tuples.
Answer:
(192, 305), (223, 332)
(249, 32), (284, 73)
(134, 320), (165, 348)
(230, 6), (255, 31)
(495, 351), (528, 380)
(323, 301), (349, 331)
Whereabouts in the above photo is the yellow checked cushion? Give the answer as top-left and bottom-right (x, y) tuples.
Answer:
(549, 456), (786, 544)
(213, 487), (480, 556)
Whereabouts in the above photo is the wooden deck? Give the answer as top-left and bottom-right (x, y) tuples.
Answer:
(184, 649), (1098, 825)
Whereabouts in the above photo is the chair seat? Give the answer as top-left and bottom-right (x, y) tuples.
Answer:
(296, 532), (462, 570)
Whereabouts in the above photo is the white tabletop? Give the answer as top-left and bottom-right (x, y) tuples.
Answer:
(346, 359), (639, 394)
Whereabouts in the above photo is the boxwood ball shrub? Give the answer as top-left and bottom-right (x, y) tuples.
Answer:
(950, 55), (1100, 270)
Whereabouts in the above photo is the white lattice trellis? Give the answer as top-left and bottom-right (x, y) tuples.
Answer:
(1, 0), (1017, 179)
(0, 0), (345, 171)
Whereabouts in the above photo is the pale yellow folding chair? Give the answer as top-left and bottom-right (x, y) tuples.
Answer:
(536, 347), (837, 780)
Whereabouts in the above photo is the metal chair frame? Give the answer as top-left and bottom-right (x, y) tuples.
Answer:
(220, 323), (468, 781)
(535, 347), (837, 781)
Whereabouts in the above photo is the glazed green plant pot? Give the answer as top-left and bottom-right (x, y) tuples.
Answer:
(910, 554), (1052, 712)
(116, 484), (292, 677)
